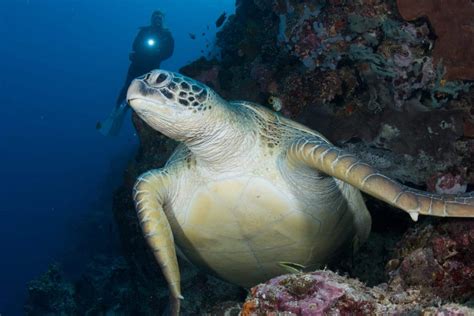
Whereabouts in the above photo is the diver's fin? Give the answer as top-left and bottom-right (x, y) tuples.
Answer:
(98, 100), (129, 136)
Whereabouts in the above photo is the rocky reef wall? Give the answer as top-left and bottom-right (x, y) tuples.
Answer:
(26, 0), (473, 314)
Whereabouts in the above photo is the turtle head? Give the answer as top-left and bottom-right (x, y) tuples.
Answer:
(127, 70), (223, 141)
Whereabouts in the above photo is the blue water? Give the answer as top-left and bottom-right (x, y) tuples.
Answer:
(0, 0), (234, 314)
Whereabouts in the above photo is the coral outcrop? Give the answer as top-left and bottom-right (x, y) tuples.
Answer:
(242, 219), (474, 315)
(109, 0), (474, 312)
(25, 256), (244, 315)
(397, 0), (474, 80)
(387, 220), (474, 302)
(25, 264), (76, 315)
(25, 0), (473, 313)
(183, 0), (473, 185)
(242, 269), (473, 315)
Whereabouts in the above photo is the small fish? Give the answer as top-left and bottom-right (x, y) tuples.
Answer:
(207, 25), (210, 30)
(278, 262), (306, 274)
(268, 96), (283, 111)
(215, 12), (227, 28)
(96, 121), (102, 130)
(201, 32), (205, 36)
(189, 33), (196, 40)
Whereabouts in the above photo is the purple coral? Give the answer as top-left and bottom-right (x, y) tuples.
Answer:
(242, 271), (376, 315)
(427, 172), (468, 195)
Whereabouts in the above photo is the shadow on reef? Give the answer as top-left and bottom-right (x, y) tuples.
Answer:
(26, 0), (473, 314)
(25, 256), (245, 315)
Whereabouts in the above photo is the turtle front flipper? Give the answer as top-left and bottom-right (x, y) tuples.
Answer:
(133, 170), (182, 315)
(287, 138), (474, 220)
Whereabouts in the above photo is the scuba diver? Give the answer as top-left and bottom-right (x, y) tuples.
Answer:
(98, 10), (174, 136)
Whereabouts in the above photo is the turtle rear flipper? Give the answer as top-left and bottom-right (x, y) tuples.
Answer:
(133, 169), (183, 315)
(287, 138), (474, 220)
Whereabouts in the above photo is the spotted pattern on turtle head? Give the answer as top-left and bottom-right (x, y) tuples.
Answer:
(143, 71), (210, 112)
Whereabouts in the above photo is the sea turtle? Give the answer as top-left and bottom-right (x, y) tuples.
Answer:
(127, 70), (474, 314)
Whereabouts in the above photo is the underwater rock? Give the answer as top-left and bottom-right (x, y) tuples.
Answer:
(25, 255), (244, 314)
(25, 257), (160, 315)
(298, 105), (468, 186)
(194, 65), (222, 91)
(397, 0), (474, 80)
(180, 58), (224, 95)
(387, 220), (474, 302)
(207, 300), (242, 315)
(426, 172), (468, 195)
(242, 271), (377, 315)
(250, 61), (276, 94)
(25, 264), (76, 315)
(242, 263), (474, 314)
(464, 118), (474, 139)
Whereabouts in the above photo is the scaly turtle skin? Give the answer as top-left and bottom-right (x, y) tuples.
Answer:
(127, 70), (474, 314)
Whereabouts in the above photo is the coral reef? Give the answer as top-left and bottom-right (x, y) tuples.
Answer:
(387, 220), (474, 302)
(111, 0), (473, 312)
(242, 269), (474, 315)
(243, 219), (474, 315)
(26, 0), (473, 313)
(25, 256), (244, 315)
(182, 0), (473, 185)
(25, 257), (157, 315)
(25, 264), (76, 315)
(397, 0), (474, 80)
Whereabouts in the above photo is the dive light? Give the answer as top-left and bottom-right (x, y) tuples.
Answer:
(146, 37), (158, 48)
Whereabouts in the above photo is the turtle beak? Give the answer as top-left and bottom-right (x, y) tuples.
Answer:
(128, 79), (157, 110)
(127, 78), (148, 105)
(127, 78), (175, 118)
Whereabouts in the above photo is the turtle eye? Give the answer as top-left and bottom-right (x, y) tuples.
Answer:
(145, 71), (170, 87)
(155, 73), (168, 84)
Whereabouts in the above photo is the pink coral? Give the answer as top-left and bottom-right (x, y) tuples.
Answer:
(293, 21), (322, 61)
(242, 268), (474, 314)
(427, 172), (467, 194)
(242, 272), (371, 315)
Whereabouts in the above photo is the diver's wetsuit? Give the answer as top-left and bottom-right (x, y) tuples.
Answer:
(98, 25), (174, 136)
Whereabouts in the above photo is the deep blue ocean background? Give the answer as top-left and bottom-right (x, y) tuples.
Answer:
(0, 1), (234, 314)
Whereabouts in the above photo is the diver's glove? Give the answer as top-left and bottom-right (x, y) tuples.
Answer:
(96, 100), (129, 136)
